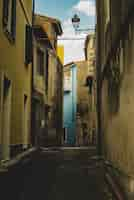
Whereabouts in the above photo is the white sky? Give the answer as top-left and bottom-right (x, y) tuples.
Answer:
(58, 0), (96, 65)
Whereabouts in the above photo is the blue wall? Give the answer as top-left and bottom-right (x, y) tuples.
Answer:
(63, 65), (77, 145)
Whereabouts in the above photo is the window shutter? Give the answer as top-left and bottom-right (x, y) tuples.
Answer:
(0, 72), (4, 148)
(3, 0), (9, 26)
(25, 25), (32, 65)
(11, 0), (16, 39)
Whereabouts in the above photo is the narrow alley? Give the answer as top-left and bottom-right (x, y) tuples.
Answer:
(0, 0), (134, 199)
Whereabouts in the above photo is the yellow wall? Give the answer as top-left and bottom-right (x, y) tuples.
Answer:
(57, 45), (64, 65)
(0, 1), (32, 147)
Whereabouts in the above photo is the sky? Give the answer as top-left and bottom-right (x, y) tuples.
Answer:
(35, 0), (96, 64)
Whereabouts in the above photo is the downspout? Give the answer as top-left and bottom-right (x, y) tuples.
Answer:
(31, 0), (35, 147)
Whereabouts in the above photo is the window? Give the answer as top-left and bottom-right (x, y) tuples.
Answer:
(85, 76), (93, 94)
(3, 0), (16, 41)
(37, 49), (44, 76)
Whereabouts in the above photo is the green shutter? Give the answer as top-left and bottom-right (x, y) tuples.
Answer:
(0, 72), (4, 145)
(11, 0), (16, 39)
(3, 0), (9, 26)
(25, 25), (32, 65)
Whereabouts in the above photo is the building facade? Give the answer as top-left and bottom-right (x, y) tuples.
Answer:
(63, 60), (95, 146)
(96, 0), (134, 198)
(33, 14), (63, 146)
(32, 16), (49, 147)
(75, 61), (91, 146)
(84, 34), (97, 145)
(0, 0), (33, 160)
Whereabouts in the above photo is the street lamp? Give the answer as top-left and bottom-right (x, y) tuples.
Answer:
(72, 13), (95, 34)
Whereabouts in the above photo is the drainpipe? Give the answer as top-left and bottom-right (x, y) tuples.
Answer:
(31, 0), (35, 147)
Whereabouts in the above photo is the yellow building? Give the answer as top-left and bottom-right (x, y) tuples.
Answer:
(32, 17), (49, 146)
(0, 0), (33, 160)
(57, 45), (64, 65)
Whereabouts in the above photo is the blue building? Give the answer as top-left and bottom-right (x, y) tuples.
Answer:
(63, 63), (77, 145)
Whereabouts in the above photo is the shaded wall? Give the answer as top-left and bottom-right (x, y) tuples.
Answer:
(96, 0), (134, 197)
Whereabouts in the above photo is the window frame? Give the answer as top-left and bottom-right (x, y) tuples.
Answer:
(37, 48), (44, 76)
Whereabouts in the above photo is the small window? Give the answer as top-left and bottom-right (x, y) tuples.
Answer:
(3, 0), (16, 42)
(37, 49), (44, 76)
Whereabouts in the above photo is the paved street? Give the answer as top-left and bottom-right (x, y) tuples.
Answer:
(19, 148), (114, 200)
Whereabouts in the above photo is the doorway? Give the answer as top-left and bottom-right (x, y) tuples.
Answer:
(2, 77), (12, 160)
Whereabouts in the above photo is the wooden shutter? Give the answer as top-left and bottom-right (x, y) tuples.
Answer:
(0, 72), (4, 147)
(3, 0), (9, 26)
(11, 0), (16, 39)
(25, 25), (32, 65)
